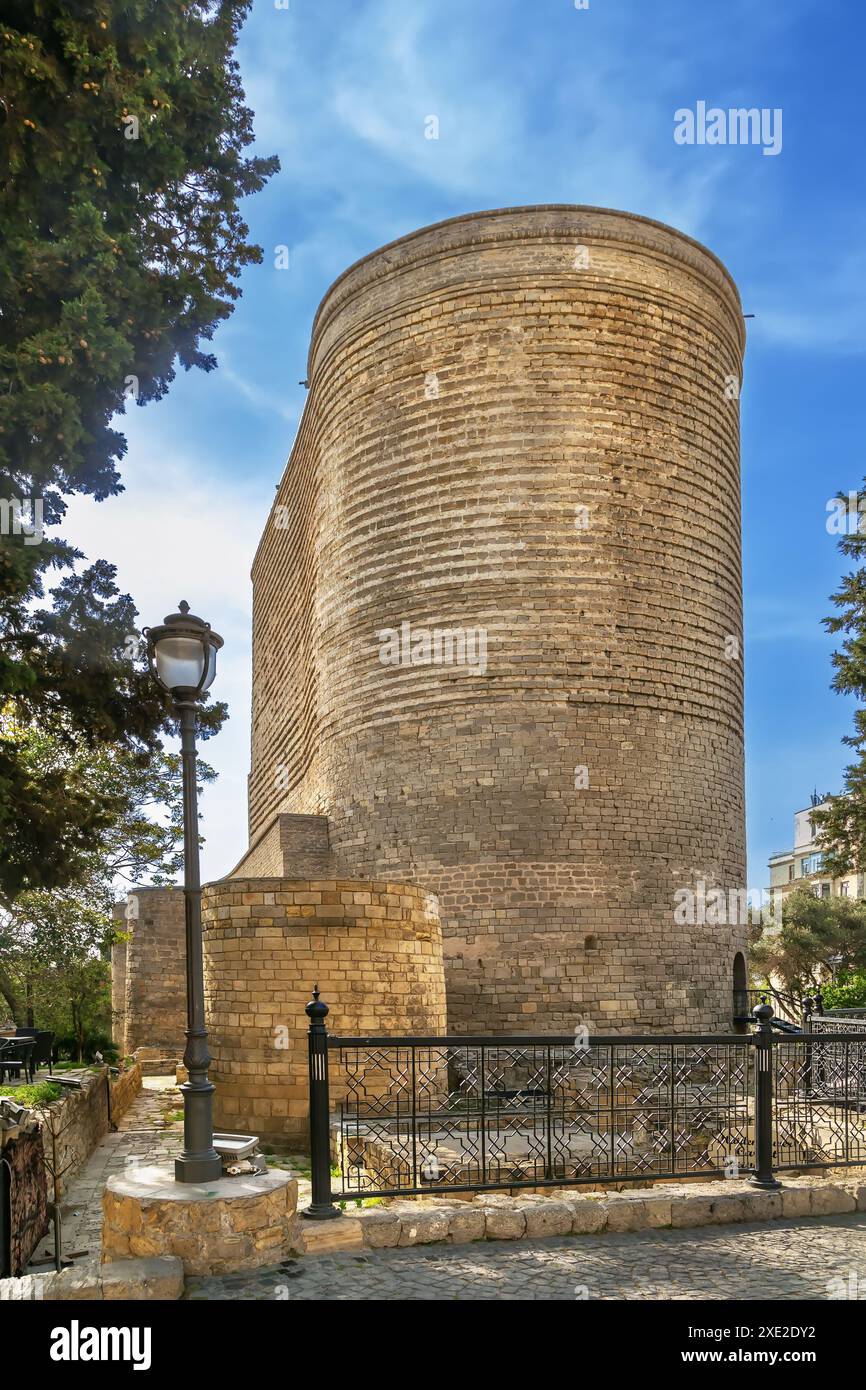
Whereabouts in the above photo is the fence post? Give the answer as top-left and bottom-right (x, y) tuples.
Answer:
(750, 1001), (782, 1190)
(814, 989), (824, 1017)
(802, 998), (813, 1097)
(304, 985), (341, 1221)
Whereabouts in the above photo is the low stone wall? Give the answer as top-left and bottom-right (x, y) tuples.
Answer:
(38, 1064), (141, 1199)
(302, 1170), (866, 1254)
(109, 1062), (142, 1124)
(1, 1256), (184, 1302)
(102, 1165), (299, 1275)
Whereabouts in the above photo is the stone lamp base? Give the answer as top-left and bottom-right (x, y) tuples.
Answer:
(102, 1164), (298, 1277)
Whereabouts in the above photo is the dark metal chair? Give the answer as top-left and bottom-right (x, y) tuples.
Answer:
(14, 1028), (54, 1071)
(0, 1037), (37, 1084)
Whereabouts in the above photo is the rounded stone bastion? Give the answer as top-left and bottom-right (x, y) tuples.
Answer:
(201, 878), (447, 1146)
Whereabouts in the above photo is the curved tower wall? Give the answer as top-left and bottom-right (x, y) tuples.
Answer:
(246, 206), (747, 1033)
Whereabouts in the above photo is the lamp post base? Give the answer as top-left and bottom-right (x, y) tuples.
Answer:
(749, 1173), (782, 1190)
(175, 1152), (223, 1184)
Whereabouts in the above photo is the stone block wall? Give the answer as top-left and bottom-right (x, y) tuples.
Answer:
(110, 937), (126, 1048)
(245, 204), (748, 1034)
(1, 1112), (49, 1275)
(112, 887), (186, 1057)
(201, 877), (447, 1145)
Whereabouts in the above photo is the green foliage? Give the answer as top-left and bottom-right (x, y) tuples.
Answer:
(8, 1080), (62, 1106)
(0, 725), (213, 1054)
(0, 1), (273, 902)
(53, 1030), (118, 1063)
(749, 887), (866, 995)
(820, 973), (866, 1010)
(812, 483), (866, 873)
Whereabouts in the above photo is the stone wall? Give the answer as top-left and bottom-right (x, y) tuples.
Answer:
(243, 204), (748, 1034)
(38, 1064), (142, 1200)
(1, 1111), (49, 1275)
(110, 937), (127, 1047)
(112, 887), (186, 1057)
(201, 878), (447, 1145)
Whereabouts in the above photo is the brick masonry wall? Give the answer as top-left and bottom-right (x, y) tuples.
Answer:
(113, 887), (186, 1056)
(201, 878), (447, 1145)
(245, 205), (748, 1034)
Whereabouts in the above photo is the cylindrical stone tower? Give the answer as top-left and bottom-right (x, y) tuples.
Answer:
(245, 205), (747, 1034)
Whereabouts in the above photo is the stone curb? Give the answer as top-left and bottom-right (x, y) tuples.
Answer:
(0, 1256), (184, 1302)
(299, 1172), (866, 1255)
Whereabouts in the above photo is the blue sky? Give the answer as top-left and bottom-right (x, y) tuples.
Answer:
(67, 0), (865, 888)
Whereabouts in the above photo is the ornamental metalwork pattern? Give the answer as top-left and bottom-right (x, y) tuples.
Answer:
(773, 1033), (866, 1171)
(330, 1037), (754, 1199)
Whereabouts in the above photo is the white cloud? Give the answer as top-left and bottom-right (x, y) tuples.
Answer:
(62, 443), (265, 884)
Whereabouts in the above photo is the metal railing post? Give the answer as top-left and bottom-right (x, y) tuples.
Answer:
(750, 1001), (782, 1190)
(304, 985), (341, 1220)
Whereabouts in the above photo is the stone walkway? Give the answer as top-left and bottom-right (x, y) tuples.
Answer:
(186, 1211), (866, 1300)
(25, 1076), (183, 1272)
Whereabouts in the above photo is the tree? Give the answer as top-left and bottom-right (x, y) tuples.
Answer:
(811, 484), (866, 873)
(750, 887), (866, 996)
(0, 2), (274, 900)
(0, 716), (215, 1026)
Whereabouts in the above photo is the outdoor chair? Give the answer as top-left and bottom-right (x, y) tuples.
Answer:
(0, 1037), (37, 1085)
(14, 1028), (54, 1071)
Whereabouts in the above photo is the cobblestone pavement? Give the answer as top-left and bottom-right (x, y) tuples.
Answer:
(185, 1212), (866, 1301)
(25, 1076), (183, 1272)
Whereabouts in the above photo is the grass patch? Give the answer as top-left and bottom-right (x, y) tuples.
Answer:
(8, 1081), (63, 1107)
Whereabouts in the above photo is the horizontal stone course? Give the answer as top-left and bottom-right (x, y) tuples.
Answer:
(243, 204), (748, 1034)
(201, 877), (447, 1144)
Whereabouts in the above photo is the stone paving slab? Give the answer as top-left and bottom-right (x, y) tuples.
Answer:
(185, 1212), (866, 1300)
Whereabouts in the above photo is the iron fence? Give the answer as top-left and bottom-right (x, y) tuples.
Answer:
(303, 990), (866, 1219)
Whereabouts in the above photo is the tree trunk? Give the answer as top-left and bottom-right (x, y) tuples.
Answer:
(0, 965), (23, 1024)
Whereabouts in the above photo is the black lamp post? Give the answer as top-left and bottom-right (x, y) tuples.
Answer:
(144, 601), (224, 1184)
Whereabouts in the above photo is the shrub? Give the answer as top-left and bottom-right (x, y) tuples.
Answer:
(821, 973), (866, 1010)
(11, 1081), (63, 1108)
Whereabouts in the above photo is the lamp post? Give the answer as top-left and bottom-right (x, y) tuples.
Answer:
(144, 601), (224, 1184)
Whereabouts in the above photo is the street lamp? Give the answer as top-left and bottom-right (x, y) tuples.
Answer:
(144, 601), (224, 1184)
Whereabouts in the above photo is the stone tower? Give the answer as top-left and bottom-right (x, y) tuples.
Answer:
(240, 205), (748, 1034)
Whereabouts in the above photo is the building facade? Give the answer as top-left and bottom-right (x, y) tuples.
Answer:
(767, 800), (863, 915)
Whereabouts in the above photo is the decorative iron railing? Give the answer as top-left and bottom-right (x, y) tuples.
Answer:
(733, 987), (804, 1027)
(302, 990), (866, 1219)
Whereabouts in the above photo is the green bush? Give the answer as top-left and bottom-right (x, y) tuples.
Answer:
(9, 1081), (63, 1107)
(821, 973), (866, 1010)
(53, 1033), (119, 1064)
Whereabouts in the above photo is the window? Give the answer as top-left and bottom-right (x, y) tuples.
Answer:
(821, 882), (831, 899)
(800, 853), (824, 876)
(841, 881), (850, 897)
(788, 864), (795, 881)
